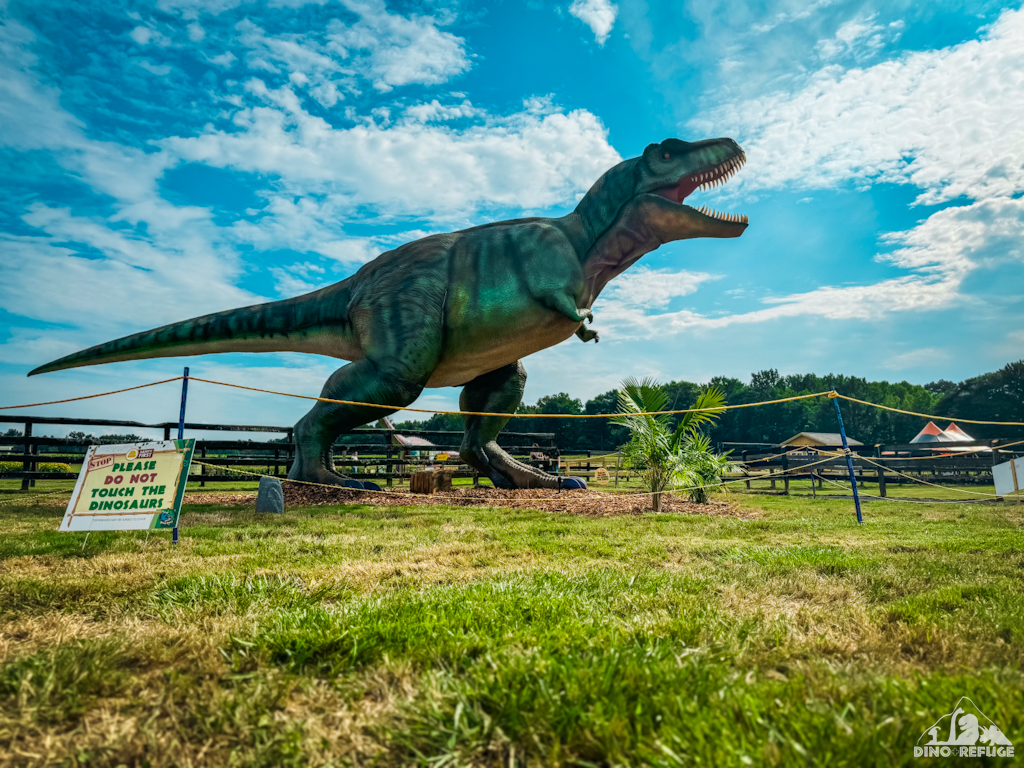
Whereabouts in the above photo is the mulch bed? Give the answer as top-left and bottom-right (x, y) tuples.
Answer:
(23, 488), (752, 518)
(279, 484), (752, 518)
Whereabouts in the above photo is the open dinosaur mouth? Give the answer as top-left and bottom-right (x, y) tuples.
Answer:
(655, 151), (748, 225)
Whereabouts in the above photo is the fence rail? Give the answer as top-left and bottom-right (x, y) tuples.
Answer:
(727, 439), (1024, 497)
(0, 414), (558, 490)
(3, 413), (1022, 498)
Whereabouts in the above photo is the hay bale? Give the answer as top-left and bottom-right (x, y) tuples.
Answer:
(410, 469), (453, 494)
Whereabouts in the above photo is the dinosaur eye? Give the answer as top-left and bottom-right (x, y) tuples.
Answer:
(663, 153), (671, 159)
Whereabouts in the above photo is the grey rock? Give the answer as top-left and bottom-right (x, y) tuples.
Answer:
(256, 476), (284, 513)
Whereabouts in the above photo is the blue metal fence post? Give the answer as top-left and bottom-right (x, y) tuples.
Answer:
(830, 389), (863, 524)
(173, 367), (189, 544)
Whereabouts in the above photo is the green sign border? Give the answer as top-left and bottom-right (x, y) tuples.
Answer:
(151, 438), (196, 530)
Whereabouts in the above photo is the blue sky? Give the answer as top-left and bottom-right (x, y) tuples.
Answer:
(1, 0), (1023, 434)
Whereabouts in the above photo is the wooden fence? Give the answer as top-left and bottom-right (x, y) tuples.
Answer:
(4, 413), (1021, 498)
(727, 440), (1023, 497)
(0, 414), (557, 490)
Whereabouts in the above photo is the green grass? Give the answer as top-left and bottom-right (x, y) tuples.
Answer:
(0, 493), (1022, 766)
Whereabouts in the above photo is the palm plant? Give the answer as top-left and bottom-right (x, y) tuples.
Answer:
(611, 377), (732, 511)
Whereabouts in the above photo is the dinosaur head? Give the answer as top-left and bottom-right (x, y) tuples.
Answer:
(636, 137), (748, 239)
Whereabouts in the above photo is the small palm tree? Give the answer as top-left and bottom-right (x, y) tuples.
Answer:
(611, 377), (732, 511)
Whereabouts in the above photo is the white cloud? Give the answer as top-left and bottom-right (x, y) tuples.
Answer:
(327, 0), (471, 91)
(603, 7), (1024, 337)
(0, 0), (620, 381)
(569, 0), (618, 45)
(128, 25), (171, 47)
(268, 261), (327, 296)
(226, 2), (470, 105)
(129, 26), (153, 45)
(155, 0), (245, 19)
(0, 21), (84, 152)
(883, 347), (950, 371)
(752, 0), (841, 35)
(815, 16), (903, 61)
(693, 8), (1024, 205)
(138, 59), (172, 76)
(601, 267), (716, 310)
(208, 51), (237, 67)
(1, 205), (259, 331)
(597, 196), (1024, 338)
(162, 89), (621, 217)
(0, 21), (265, 366)
(227, 1), (470, 102)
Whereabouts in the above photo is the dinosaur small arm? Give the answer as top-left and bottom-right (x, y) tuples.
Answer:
(31, 137), (749, 490)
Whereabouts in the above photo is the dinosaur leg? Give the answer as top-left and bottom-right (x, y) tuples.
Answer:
(459, 361), (587, 490)
(289, 359), (425, 488)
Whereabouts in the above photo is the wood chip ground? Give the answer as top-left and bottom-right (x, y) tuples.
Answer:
(22, 489), (752, 518)
(276, 485), (752, 518)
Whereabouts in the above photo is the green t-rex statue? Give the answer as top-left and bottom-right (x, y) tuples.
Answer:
(31, 137), (748, 491)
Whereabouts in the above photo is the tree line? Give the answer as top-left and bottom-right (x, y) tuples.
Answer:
(394, 360), (1024, 449)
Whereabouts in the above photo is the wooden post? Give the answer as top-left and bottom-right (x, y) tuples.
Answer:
(878, 466), (887, 497)
(614, 450), (620, 488)
(21, 421), (32, 491)
(200, 444), (207, 488)
(782, 453), (790, 495)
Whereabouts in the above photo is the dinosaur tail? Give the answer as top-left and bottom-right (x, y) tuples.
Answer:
(29, 285), (354, 376)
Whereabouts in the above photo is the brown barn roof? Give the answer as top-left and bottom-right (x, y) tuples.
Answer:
(781, 432), (864, 447)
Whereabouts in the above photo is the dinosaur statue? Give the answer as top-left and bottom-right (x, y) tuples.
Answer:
(31, 137), (749, 491)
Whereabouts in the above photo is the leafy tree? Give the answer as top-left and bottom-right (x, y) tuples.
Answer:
(391, 413), (465, 437)
(925, 379), (957, 397)
(612, 378), (730, 511)
(936, 360), (1024, 438)
(98, 433), (143, 444)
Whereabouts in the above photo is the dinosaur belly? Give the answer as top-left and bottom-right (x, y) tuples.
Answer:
(426, 314), (579, 388)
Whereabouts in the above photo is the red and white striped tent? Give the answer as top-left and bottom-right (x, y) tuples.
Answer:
(909, 421), (985, 451)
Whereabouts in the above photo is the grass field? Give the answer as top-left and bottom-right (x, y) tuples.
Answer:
(1, 491), (1022, 766)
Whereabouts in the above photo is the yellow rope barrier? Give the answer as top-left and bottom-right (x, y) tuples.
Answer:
(870, 437), (1024, 462)
(816, 475), (947, 505)
(189, 376), (830, 418)
(855, 454), (1008, 498)
(190, 452), (843, 505)
(0, 377), (184, 410)
(834, 393), (1024, 427)
(3, 373), (1023, 430)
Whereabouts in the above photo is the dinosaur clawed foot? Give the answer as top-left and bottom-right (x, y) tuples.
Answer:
(288, 452), (374, 491)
